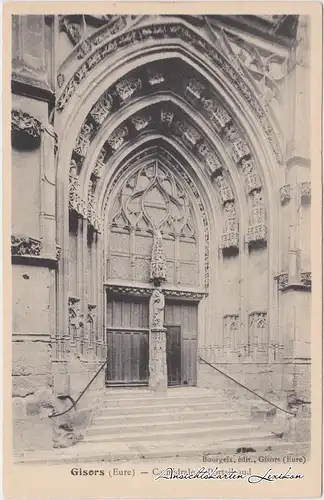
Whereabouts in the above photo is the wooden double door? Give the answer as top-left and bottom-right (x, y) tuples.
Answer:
(105, 295), (198, 387)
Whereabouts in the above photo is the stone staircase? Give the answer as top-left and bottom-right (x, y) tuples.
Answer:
(15, 387), (300, 465)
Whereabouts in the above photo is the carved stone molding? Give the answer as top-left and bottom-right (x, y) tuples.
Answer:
(150, 289), (165, 329)
(56, 245), (62, 262)
(241, 158), (262, 194)
(215, 174), (234, 204)
(186, 78), (205, 99)
(87, 180), (101, 232)
(106, 284), (152, 297)
(221, 201), (239, 252)
(115, 76), (142, 101)
(74, 123), (94, 159)
(275, 272), (289, 290)
(11, 235), (41, 256)
(149, 327), (167, 391)
(220, 231), (239, 251)
(90, 91), (113, 125)
(163, 289), (206, 300)
(247, 190), (267, 247)
(300, 182), (311, 203)
(247, 223), (267, 246)
(231, 138), (251, 164)
(280, 184), (291, 204)
(301, 272), (311, 288)
(68, 296), (84, 342)
(87, 304), (97, 345)
(274, 271), (312, 291)
(54, 21), (282, 163)
(69, 160), (86, 218)
(150, 230), (167, 286)
(11, 109), (42, 149)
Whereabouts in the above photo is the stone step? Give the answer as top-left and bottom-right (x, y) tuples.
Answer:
(100, 394), (224, 407)
(99, 400), (232, 416)
(87, 416), (251, 436)
(83, 422), (262, 444)
(95, 408), (240, 425)
(15, 434), (300, 466)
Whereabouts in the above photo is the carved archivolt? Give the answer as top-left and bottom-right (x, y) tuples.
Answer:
(56, 20), (282, 163)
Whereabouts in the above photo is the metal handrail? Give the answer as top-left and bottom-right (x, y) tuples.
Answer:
(199, 356), (297, 417)
(49, 358), (109, 419)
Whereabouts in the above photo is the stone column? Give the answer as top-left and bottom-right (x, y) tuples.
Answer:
(149, 289), (167, 391)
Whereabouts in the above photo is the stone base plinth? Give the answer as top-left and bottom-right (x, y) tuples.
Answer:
(149, 327), (167, 392)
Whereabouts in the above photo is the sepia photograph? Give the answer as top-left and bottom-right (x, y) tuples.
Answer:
(4, 4), (322, 499)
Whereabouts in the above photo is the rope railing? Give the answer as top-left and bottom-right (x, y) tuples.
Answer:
(199, 356), (297, 417)
(49, 358), (109, 419)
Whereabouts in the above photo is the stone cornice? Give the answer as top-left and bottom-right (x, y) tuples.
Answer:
(104, 282), (207, 300)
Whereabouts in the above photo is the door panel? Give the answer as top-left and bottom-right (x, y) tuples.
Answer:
(106, 296), (149, 386)
(166, 326), (181, 386)
(164, 301), (198, 386)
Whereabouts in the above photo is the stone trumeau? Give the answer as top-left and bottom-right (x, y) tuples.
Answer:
(10, 14), (312, 459)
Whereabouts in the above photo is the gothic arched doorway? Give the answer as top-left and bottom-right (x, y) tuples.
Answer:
(104, 149), (208, 387)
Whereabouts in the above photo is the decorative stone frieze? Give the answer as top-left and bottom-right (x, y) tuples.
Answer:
(163, 289), (206, 300)
(241, 158), (262, 193)
(11, 235), (41, 256)
(11, 109), (42, 148)
(280, 184), (291, 204)
(90, 91), (113, 125)
(150, 230), (167, 286)
(106, 284), (152, 297)
(300, 181), (311, 203)
(115, 77), (142, 101)
(301, 272), (311, 288)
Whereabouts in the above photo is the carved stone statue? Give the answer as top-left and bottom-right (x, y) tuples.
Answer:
(150, 288), (165, 329)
